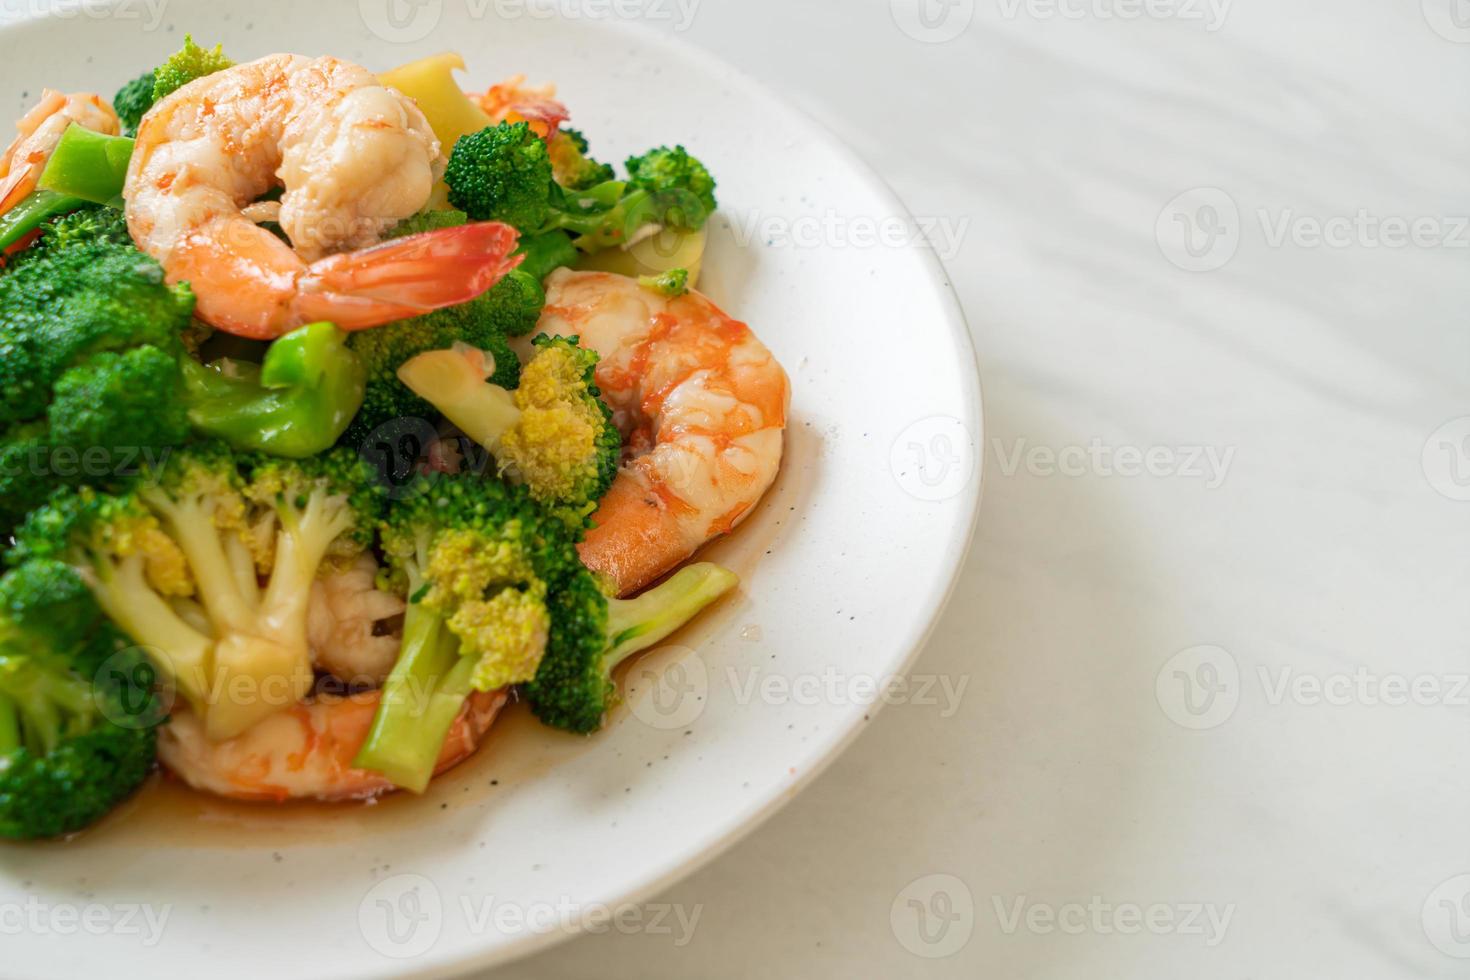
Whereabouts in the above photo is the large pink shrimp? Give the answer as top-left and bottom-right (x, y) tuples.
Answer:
(0, 89), (118, 215)
(536, 269), (790, 596)
(157, 688), (507, 802)
(124, 54), (520, 339)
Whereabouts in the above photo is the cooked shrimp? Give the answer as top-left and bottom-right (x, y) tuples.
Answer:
(536, 269), (789, 596)
(308, 554), (407, 686)
(157, 688), (507, 802)
(0, 89), (118, 214)
(124, 54), (522, 339)
(473, 74), (568, 137)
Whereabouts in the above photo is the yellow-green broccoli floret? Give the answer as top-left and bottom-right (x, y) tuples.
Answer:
(354, 473), (737, 790)
(396, 335), (620, 516)
(151, 35), (233, 104)
(638, 268), (690, 298)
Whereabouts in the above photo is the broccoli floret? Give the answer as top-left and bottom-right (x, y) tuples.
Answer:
(35, 205), (132, 253)
(624, 146), (717, 227)
(353, 475), (564, 790)
(0, 560), (161, 839)
(527, 562), (738, 734)
(353, 473), (736, 789)
(0, 206), (194, 534)
(639, 268), (690, 298)
(549, 128), (615, 191)
(386, 209), (472, 240)
(343, 270), (543, 448)
(112, 72), (155, 137)
(151, 35), (233, 104)
(49, 346), (186, 452)
(445, 122), (557, 231)
(444, 122), (718, 252)
(13, 445), (385, 742)
(397, 335), (620, 515)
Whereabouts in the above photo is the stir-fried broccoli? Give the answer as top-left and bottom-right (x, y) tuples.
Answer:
(548, 128), (615, 191)
(624, 146), (717, 225)
(639, 267), (690, 298)
(0, 207), (194, 534)
(12, 445), (384, 742)
(445, 122), (554, 231)
(344, 267), (543, 448)
(526, 562), (738, 734)
(112, 72), (155, 137)
(397, 335), (620, 515)
(0, 560), (162, 839)
(514, 229), (580, 282)
(353, 475), (567, 791)
(353, 473), (736, 790)
(445, 122), (718, 252)
(151, 35), (233, 104)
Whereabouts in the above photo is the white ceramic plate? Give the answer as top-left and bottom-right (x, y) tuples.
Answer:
(0, 3), (982, 976)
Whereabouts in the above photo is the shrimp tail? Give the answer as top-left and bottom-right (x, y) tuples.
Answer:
(0, 164), (37, 215)
(294, 221), (524, 331)
(0, 89), (65, 216)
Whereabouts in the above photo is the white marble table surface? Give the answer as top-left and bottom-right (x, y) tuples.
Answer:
(479, 0), (1470, 976)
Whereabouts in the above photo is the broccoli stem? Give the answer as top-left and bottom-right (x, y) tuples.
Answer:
(352, 596), (472, 793)
(603, 563), (740, 667)
(396, 347), (522, 451)
(0, 694), (18, 755)
(91, 556), (213, 711)
(37, 124), (135, 206)
(0, 662), (94, 756)
(142, 493), (256, 633)
(260, 491), (356, 636)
